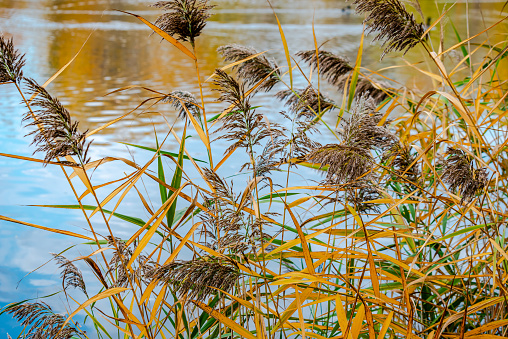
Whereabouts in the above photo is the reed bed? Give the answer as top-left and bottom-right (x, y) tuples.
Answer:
(1, 0), (508, 338)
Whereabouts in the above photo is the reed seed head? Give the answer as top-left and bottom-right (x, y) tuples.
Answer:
(152, 0), (214, 45)
(23, 78), (92, 165)
(163, 90), (201, 120)
(308, 143), (373, 184)
(6, 302), (83, 339)
(0, 34), (25, 84)
(106, 236), (135, 288)
(52, 253), (87, 296)
(307, 95), (396, 184)
(345, 181), (383, 212)
(217, 44), (281, 91)
(276, 85), (335, 119)
(353, 0), (426, 58)
(212, 69), (250, 113)
(297, 50), (353, 86)
(440, 147), (489, 204)
(384, 142), (420, 190)
(150, 256), (240, 303)
(297, 49), (388, 103)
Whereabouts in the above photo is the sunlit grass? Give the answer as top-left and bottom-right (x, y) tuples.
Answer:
(1, 0), (508, 338)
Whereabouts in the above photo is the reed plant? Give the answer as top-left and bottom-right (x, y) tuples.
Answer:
(1, 0), (508, 338)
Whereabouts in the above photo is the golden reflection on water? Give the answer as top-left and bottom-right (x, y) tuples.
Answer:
(0, 0), (506, 146)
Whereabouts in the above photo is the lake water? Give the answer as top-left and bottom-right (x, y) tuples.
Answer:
(0, 0), (506, 336)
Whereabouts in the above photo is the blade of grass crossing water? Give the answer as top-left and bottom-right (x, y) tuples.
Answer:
(347, 30), (364, 111)
(167, 124), (187, 228)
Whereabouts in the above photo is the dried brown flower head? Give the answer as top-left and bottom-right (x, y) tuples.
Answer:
(276, 85), (335, 119)
(150, 256), (240, 303)
(353, 0), (426, 58)
(344, 181), (383, 212)
(0, 35), (25, 84)
(6, 302), (84, 339)
(200, 168), (262, 253)
(52, 253), (87, 296)
(152, 0), (214, 45)
(106, 236), (135, 288)
(384, 142), (420, 190)
(440, 147), (489, 204)
(23, 79), (92, 165)
(297, 49), (388, 103)
(217, 44), (281, 91)
(162, 90), (201, 120)
(307, 95), (396, 184)
(212, 69), (284, 159)
(297, 50), (353, 85)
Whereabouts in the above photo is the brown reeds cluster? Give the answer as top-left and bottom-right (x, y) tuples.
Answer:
(352, 0), (426, 58)
(162, 90), (201, 120)
(152, 0), (214, 46)
(52, 254), (87, 297)
(297, 49), (388, 103)
(0, 35), (25, 84)
(217, 44), (281, 91)
(5, 302), (83, 339)
(440, 147), (489, 204)
(23, 79), (91, 165)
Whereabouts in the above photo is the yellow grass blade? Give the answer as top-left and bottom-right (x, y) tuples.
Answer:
(378, 311), (394, 339)
(193, 301), (256, 339)
(60, 288), (130, 332)
(0, 215), (94, 241)
(351, 304), (365, 339)
(336, 294), (353, 339)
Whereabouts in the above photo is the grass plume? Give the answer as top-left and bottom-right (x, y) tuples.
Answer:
(22, 79), (91, 165)
(152, 0), (214, 46)
(218, 44), (281, 91)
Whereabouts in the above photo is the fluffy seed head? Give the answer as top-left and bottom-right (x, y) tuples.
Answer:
(150, 256), (240, 303)
(0, 34), (25, 84)
(152, 0), (214, 45)
(52, 253), (87, 296)
(276, 85), (335, 119)
(162, 90), (201, 120)
(307, 95), (396, 184)
(297, 50), (353, 85)
(298, 49), (388, 103)
(6, 302), (84, 339)
(440, 147), (489, 204)
(23, 78), (92, 165)
(218, 44), (281, 91)
(353, 0), (426, 58)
